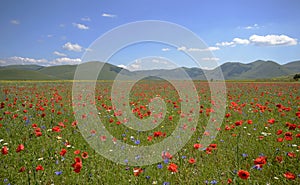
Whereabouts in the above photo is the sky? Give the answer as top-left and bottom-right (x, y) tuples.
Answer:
(0, 0), (300, 70)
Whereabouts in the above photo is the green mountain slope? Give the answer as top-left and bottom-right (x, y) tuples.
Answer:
(0, 69), (56, 80)
(283, 60), (300, 73)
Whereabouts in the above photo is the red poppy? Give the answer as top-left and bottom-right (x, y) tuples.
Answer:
(275, 156), (283, 163)
(16, 144), (24, 153)
(254, 156), (267, 167)
(238, 170), (250, 180)
(277, 138), (283, 142)
(1, 146), (8, 155)
(227, 178), (233, 184)
(19, 166), (26, 173)
(60, 148), (67, 156)
(133, 167), (143, 176)
(188, 158), (196, 164)
(167, 163), (178, 172)
(287, 152), (296, 158)
(35, 131), (42, 137)
(74, 150), (80, 155)
(153, 131), (163, 137)
(235, 120), (243, 126)
(284, 172), (295, 180)
(81, 152), (88, 159)
(52, 126), (61, 132)
(36, 165), (44, 171)
(209, 144), (217, 149)
(267, 118), (275, 124)
(161, 151), (172, 159)
(193, 143), (202, 149)
(276, 129), (283, 135)
(72, 157), (82, 173)
(147, 136), (153, 141)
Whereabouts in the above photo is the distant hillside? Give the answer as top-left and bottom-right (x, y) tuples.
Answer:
(0, 69), (56, 80)
(283, 60), (300, 73)
(0, 60), (299, 80)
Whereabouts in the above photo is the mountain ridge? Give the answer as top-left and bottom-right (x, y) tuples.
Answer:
(0, 60), (299, 80)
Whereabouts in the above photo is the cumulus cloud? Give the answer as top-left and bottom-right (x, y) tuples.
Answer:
(51, 57), (81, 65)
(233, 38), (250, 45)
(1, 56), (48, 65)
(117, 64), (127, 69)
(162, 48), (170, 51)
(10, 56), (48, 64)
(10, 19), (20, 25)
(62, 42), (83, 52)
(216, 38), (250, 47)
(53, 51), (67, 57)
(102, 13), (117, 18)
(216, 41), (235, 47)
(73, 23), (89, 30)
(249, 34), (297, 46)
(217, 34), (297, 48)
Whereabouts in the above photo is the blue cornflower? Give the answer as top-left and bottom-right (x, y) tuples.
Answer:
(55, 171), (63, 175)
(252, 165), (262, 170)
(242, 153), (248, 158)
(210, 180), (218, 184)
(163, 182), (170, 185)
(163, 158), (169, 164)
(157, 163), (163, 169)
(135, 140), (140, 145)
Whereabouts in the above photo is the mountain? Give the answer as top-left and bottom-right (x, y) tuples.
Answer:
(219, 60), (292, 80)
(0, 60), (299, 80)
(283, 60), (300, 73)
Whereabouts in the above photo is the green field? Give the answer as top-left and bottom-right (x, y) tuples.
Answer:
(0, 81), (299, 184)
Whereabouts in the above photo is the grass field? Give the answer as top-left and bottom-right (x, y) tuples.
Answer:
(0, 81), (299, 184)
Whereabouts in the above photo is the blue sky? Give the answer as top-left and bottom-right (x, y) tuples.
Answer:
(0, 0), (299, 69)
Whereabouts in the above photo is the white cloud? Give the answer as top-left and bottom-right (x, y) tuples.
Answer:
(117, 64), (128, 69)
(0, 60), (7, 65)
(202, 57), (220, 61)
(62, 42), (83, 52)
(188, 48), (202, 51)
(205, 46), (220, 51)
(233, 38), (250, 45)
(53, 51), (67, 57)
(241, 24), (260, 30)
(249, 34), (297, 46)
(8, 56), (48, 65)
(81, 17), (91, 21)
(73, 23), (89, 30)
(217, 34), (297, 48)
(10, 20), (20, 25)
(177, 46), (219, 52)
(162, 48), (170, 51)
(102, 13), (117, 18)
(177, 46), (187, 51)
(51, 57), (81, 65)
(216, 41), (235, 47)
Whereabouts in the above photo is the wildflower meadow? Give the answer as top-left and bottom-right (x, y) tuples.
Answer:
(0, 81), (299, 184)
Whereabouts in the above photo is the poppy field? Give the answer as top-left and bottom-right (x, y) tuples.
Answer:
(0, 81), (299, 184)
